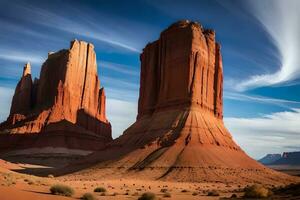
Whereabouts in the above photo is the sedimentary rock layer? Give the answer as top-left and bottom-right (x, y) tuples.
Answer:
(0, 40), (112, 151)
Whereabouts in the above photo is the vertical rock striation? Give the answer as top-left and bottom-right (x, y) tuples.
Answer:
(128, 20), (232, 148)
(0, 40), (111, 151)
(138, 21), (223, 119)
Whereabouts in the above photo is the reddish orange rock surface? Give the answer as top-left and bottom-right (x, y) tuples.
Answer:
(0, 40), (111, 151)
(68, 21), (297, 184)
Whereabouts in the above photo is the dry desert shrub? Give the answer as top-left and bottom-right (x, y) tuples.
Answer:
(138, 192), (157, 200)
(160, 188), (168, 193)
(243, 185), (272, 198)
(163, 192), (171, 198)
(274, 183), (300, 197)
(231, 193), (237, 198)
(50, 184), (74, 197)
(94, 187), (107, 193)
(81, 193), (95, 200)
(132, 192), (139, 196)
(207, 190), (220, 196)
(192, 191), (198, 196)
(48, 174), (54, 178)
(100, 192), (106, 196)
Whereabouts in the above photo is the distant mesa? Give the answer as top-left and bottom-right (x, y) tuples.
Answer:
(65, 20), (297, 184)
(0, 40), (112, 156)
(259, 154), (282, 165)
(259, 152), (300, 166)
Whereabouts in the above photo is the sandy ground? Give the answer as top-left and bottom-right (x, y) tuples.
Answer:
(0, 172), (237, 200)
(0, 160), (240, 200)
(0, 159), (299, 200)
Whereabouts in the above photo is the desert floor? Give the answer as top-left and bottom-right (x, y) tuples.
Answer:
(0, 159), (299, 200)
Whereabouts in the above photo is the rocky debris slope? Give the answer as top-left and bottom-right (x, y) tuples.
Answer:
(66, 21), (297, 184)
(0, 40), (112, 153)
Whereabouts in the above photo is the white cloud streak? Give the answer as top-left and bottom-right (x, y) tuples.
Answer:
(14, 4), (147, 53)
(225, 108), (300, 159)
(99, 61), (139, 76)
(0, 50), (44, 64)
(224, 92), (300, 108)
(236, 0), (300, 91)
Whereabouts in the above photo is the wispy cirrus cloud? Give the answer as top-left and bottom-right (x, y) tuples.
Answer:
(8, 2), (153, 53)
(225, 108), (300, 159)
(224, 92), (300, 109)
(101, 76), (138, 90)
(0, 50), (44, 64)
(235, 0), (300, 91)
(99, 61), (139, 76)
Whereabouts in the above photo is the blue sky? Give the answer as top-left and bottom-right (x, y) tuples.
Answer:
(0, 0), (300, 159)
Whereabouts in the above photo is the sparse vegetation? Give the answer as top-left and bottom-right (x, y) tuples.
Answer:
(181, 189), (189, 193)
(160, 188), (168, 193)
(100, 192), (106, 196)
(81, 193), (95, 200)
(231, 193), (237, 198)
(273, 183), (300, 197)
(50, 184), (74, 197)
(48, 174), (54, 178)
(192, 191), (198, 196)
(138, 192), (156, 200)
(27, 180), (34, 185)
(132, 192), (139, 196)
(163, 192), (171, 197)
(207, 190), (220, 196)
(243, 185), (272, 198)
(94, 187), (107, 193)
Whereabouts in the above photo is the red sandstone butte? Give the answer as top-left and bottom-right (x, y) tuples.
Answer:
(0, 40), (111, 152)
(69, 21), (297, 184)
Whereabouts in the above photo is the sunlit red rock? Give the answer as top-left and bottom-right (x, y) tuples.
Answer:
(0, 40), (111, 151)
(70, 21), (296, 184)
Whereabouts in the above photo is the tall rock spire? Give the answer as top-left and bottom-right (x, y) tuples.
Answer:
(9, 62), (33, 119)
(22, 62), (31, 77)
(76, 21), (296, 185)
(0, 40), (111, 150)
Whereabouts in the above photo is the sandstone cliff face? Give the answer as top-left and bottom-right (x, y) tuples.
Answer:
(71, 21), (296, 184)
(138, 21), (223, 119)
(0, 40), (112, 150)
(9, 63), (33, 123)
(133, 20), (230, 148)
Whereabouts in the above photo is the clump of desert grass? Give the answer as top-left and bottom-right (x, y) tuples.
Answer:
(2, 173), (16, 186)
(160, 188), (168, 193)
(207, 190), (220, 196)
(192, 191), (198, 196)
(132, 192), (139, 196)
(81, 193), (95, 200)
(243, 185), (272, 198)
(273, 183), (300, 197)
(47, 174), (54, 178)
(94, 187), (106, 193)
(50, 184), (74, 197)
(163, 192), (171, 198)
(138, 192), (157, 200)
